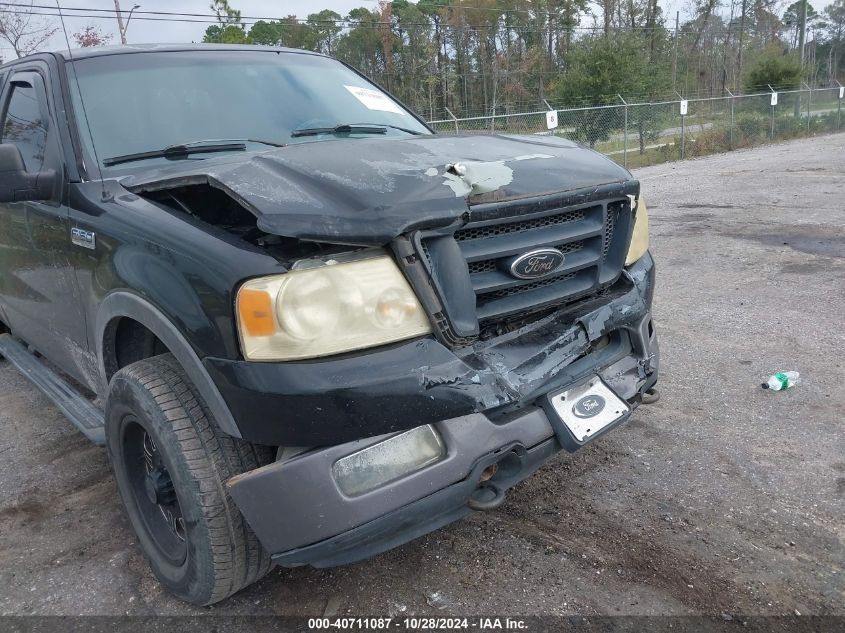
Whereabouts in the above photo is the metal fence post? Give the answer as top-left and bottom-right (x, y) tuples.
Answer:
(802, 82), (811, 133)
(726, 89), (735, 149)
(838, 81), (844, 130)
(445, 107), (459, 135)
(772, 101), (775, 139)
(807, 85), (811, 133)
(583, 108), (588, 146)
(768, 85), (776, 140)
(674, 91), (685, 160)
(617, 95), (628, 168)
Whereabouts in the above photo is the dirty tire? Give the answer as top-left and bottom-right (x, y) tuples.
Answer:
(105, 353), (275, 606)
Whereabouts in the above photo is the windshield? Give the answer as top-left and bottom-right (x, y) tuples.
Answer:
(68, 50), (431, 172)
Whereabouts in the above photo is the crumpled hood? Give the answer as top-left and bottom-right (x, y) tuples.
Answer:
(121, 133), (633, 245)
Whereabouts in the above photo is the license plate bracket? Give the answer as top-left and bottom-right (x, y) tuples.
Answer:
(542, 377), (630, 452)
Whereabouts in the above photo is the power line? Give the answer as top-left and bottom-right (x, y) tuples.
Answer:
(0, 2), (640, 20)
(0, 4), (770, 36)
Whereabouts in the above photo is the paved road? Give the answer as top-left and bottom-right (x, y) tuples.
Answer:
(1, 134), (843, 617)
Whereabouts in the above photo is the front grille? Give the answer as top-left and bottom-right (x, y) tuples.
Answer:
(467, 259), (498, 274)
(602, 205), (616, 259)
(468, 240), (585, 275)
(453, 209), (585, 242)
(460, 200), (629, 323)
(477, 272), (576, 301)
(416, 193), (633, 344)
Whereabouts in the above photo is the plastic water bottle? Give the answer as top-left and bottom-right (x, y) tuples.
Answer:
(761, 371), (800, 391)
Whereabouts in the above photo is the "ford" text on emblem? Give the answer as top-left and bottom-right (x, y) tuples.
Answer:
(508, 248), (566, 280)
(572, 394), (606, 418)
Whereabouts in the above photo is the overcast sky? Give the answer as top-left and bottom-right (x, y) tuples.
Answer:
(3, 0), (692, 61)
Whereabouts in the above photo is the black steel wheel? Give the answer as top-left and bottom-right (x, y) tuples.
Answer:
(106, 353), (274, 605)
(121, 418), (187, 566)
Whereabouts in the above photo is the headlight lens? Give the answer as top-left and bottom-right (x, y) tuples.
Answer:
(625, 196), (650, 265)
(332, 425), (446, 497)
(236, 254), (432, 360)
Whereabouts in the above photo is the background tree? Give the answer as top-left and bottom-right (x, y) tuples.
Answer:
(249, 17), (316, 48)
(191, 0), (843, 121)
(743, 47), (803, 91)
(819, 0), (845, 80)
(335, 7), (386, 82)
(827, 0), (845, 37)
(0, 0), (58, 58)
(306, 10), (343, 55)
(783, 1), (820, 47)
(247, 20), (282, 46)
(553, 33), (670, 148)
(73, 25), (113, 48)
(203, 0), (248, 44)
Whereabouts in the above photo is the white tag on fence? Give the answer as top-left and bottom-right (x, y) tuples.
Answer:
(840, 87), (844, 99)
(679, 100), (688, 116)
(771, 92), (778, 106)
(546, 110), (559, 130)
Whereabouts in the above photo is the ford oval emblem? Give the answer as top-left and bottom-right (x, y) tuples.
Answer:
(509, 248), (565, 280)
(572, 394), (606, 418)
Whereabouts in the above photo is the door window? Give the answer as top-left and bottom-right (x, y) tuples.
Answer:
(1, 83), (47, 172)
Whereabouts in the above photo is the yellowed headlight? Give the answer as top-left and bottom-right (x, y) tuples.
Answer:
(236, 255), (432, 361)
(625, 196), (650, 266)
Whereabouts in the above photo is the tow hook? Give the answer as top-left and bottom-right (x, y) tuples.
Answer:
(641, 387), (660, 405)
(467, 481), (506, 511)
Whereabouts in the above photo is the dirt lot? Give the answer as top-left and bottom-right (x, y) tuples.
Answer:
(0, 134), (843, 617)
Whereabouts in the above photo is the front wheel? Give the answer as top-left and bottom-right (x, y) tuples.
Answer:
(105, 354), (274, 605)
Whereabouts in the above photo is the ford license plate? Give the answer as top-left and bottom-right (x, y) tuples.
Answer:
(544, 377), (630, 452)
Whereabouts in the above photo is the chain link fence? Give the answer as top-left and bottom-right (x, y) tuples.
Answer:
(428, 87), (845, 168)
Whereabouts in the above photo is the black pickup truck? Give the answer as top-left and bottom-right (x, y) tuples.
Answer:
(0, 44), (659, 605)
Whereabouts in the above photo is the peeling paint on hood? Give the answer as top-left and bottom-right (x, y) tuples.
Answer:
(442, 160), (514, 196)
(121, 133), (633, 245)
(440, 153), (557, 196)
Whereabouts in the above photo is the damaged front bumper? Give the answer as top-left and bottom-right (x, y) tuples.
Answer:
(224, 253), (659, 567)
(204, 253), (658, 447)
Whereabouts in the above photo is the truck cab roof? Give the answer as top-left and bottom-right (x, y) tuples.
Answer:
(1, 43), (326, 69)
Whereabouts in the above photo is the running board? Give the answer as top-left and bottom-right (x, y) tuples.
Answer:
(0, 334), (105, 445)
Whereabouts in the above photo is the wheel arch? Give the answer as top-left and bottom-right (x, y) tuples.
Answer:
(96, 291), (241, 438)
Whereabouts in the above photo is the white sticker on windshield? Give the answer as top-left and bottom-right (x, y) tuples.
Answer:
(345, 85), (405, 115)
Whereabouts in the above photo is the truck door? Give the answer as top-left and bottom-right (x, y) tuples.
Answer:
(0, 69), (91, 383)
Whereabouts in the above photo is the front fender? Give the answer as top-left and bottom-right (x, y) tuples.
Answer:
(95, 291), (241, 438)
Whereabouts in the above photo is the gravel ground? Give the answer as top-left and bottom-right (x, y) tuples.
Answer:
(0, 134), (843, 617)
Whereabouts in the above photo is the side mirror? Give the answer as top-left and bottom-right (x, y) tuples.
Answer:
(0, 143), (57, 204)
